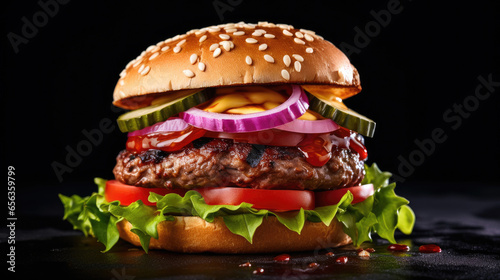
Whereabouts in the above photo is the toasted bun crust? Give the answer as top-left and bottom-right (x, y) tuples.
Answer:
(117, 216), (351, 253)
(113, 22), (361, 109)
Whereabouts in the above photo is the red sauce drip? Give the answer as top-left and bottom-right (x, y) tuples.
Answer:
(239, 262), (252, 267)
(325, 252), (335, 256)
(388, 244), (410, 252)
(419, 244), (442, 253)
(273, 254), (291, 262)
(331, 127), (368, 160)
(298, 134), (332, 167)
(335, 256), (348, 264)
(126, 126), (206, 153)
(308, 262), (320, 268)
(252, 268), (265, 275)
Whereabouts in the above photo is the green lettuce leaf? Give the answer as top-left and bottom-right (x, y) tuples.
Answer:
(223, 214), (265, 243)
(397, 205), (416, 235)
(59, 163), (415, 252)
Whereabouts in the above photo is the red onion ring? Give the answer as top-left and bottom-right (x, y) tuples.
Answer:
(180, 85), (309, 133)
(127, 118), (189, 137)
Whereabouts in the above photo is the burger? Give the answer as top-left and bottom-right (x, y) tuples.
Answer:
(59, 22), (415, 253)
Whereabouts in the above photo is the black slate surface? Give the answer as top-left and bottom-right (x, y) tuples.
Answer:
(2, 182), (500, 279)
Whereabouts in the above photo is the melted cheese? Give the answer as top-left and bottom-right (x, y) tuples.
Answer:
(203, 86), (318, 120)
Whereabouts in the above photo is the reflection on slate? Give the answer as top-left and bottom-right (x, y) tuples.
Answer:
(3, 184), (500, 279)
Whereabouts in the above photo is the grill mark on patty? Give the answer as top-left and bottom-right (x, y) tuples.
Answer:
(246, 144), (266, 167)
(192, 137), (213, 149)
(139, 150), (169, 164)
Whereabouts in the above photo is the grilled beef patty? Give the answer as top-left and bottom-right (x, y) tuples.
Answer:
(113, 138), (365, 191)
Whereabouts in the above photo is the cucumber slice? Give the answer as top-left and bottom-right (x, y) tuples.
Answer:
(305, 91), (376, 137)
(117, 89), (215, 132)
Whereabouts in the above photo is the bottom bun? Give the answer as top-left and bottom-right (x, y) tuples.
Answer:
(117, 216), (351, 253)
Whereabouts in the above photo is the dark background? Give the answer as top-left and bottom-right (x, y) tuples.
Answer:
(1, 0), (499, 193)
(2, 1), (500, 279)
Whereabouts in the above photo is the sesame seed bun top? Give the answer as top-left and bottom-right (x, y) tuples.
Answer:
(113, 21), (361, 110)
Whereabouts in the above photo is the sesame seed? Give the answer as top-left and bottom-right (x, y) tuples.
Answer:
(138, 64), (145, 73)
(225, 28), (238, 33)
(281, 69), (290, 80)
(176, 39), (186, 46)
(150, 46), (160, 53)
(208, 26), (221, 32)
(292, 54), (304, 62)
(300, 28), (316, 35)
(149, 52), (159, 60)
(198, 62), (206, 71)
(146, 45), (156, 52)
(245, 56), (252, 65)
(283, 30), (293, 36)
(173, 46), (181, 53)
(183, 69), (195, 78)
(294, 38), (306, 45)
(264, 54), (274, 63)
(140, 65), (150, 75)
(304, 33), (314, 42)
(258, 44), (268, 51)
(220, 41), (231, 51)
(294, 61), (302, 72)
(161, 46), (170, 52)
(246, 38), (258, 44)
(229, 41), (235, 49)
(295, 32), (304, 38)
(255, 29), (266, 34)
(264, 34), (275, 39)
(133, 59), (143, 67)
(195, 30), (206, 36)
(252, 31), (263, 36)
(283, 55), (291, 67)
(126, 60), (134, 69)
(306, 47), (314, 53)
(190, 54), (198, 64)
(233, 31), (245, 36)
(213, 47), (222, 57)
(119, 70), (126, 77)
(199, 35), (207, 43)
(209, 43), (219, 51)
(244, 23), (256, 29)
(156, 41), (164, 47)
(219, 34), (230, 40)
(120, 80), (125, 86)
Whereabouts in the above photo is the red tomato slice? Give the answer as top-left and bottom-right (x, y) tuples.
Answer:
(195, 187), (315, 211)
(105, 180), (186, 206)
(315, 184), (374, 207)
(105, 181), (314, 211)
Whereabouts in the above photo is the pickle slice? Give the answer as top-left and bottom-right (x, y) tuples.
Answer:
(305, 91), (376, 137)
(117, 89), (215, 132)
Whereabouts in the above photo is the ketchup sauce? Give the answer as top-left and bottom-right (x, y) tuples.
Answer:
(419, 244), (442, 253)
(335, 256), (348, 264)
(126, 126), (205, 153)
(126, 123), (368, 168)
(273, 254), (291, 262)
(387, 244), (410, 252)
